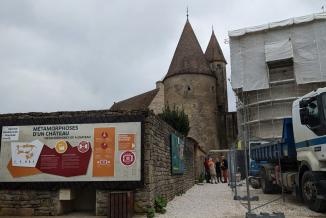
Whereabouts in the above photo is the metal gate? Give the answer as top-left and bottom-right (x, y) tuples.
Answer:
(107, 191), (134, 218)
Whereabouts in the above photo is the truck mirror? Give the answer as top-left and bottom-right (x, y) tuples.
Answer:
(300, 108), (310, 125)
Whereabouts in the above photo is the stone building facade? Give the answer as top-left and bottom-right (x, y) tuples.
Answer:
(111, 19), (237, 151)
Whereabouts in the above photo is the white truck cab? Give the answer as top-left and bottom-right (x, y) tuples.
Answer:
(292, 87), (326, 212)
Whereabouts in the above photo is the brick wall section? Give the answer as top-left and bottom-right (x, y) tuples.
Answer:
(96, 114), (195, 214)
(0, 190), (59, 216)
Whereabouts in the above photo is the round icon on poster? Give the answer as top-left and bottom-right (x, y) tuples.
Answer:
(55, 140), (68, 154)
(120, 151), (135, 166)
(78, 141), (90, 153)
(101, 142), (108, 150)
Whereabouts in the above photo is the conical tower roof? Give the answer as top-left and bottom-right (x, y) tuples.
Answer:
(205, 30), (226, 63)
(163, 20), (212, 80)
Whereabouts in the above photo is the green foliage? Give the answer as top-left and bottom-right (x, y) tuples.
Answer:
(154, 195), (167, 214)
(198, 172), (205, 183)
(158, 105), (190, 136)
(147, 207), (155, 218)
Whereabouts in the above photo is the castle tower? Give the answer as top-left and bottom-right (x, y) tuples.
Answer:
(163, 19), (219, 151)
(204, 30), (228, 148)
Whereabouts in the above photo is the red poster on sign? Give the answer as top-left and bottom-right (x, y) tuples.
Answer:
(93, 128), (115, 177)
(35, 141), (92, 177)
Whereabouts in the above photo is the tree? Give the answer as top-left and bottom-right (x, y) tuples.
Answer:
(158, 105), (190, 136)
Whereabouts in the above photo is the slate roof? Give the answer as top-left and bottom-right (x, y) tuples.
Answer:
(163, 19), (212, 80)
(110, 89), (159, 111)
(205, 30), (226, 63)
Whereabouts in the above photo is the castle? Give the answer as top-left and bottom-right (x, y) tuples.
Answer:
(111, 18), (237, 152)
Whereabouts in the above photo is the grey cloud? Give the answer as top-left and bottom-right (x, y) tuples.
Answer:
(0, 0), (324, 113)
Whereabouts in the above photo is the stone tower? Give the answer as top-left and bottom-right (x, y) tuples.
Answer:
(205, 30), (228, 148)
(163, 19), (219, 151)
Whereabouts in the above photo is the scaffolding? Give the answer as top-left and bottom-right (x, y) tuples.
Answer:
(236, 69), (326, 142)
(229, 13), (326, 142)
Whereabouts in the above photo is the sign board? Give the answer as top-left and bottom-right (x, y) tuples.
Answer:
(0, 122), (141, 182)
(170, 134), (184, 175)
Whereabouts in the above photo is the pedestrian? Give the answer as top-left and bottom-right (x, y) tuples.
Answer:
(204, 157), (211, 183)
(215, 157), (221, 183)
(221, 155), (228, 183)
(208, 157), (218, 184)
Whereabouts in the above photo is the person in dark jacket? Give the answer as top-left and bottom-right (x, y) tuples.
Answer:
(215, 157), (221, 183)
(221, 155), (228, 183)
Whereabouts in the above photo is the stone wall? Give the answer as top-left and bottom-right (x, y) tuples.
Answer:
(0, 111), (195, 216)
(149, 81), (164, 114)
(194, 144), (206, 181)
(96, 114), (195, 214)
(0, 190), (59, 216)
(226, 112), (238, 146)
(164, 74), (219, 151)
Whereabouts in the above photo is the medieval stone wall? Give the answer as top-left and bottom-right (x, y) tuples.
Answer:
(164, 74), (219, 151)
(0, 111), (195, 216)
(226, 112), (238, 146)
(97, 114), (195, 214)
(0, 190), (59, 216)
(148, 81), (164, 114)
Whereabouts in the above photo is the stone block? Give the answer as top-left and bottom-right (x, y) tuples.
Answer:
(0, 208), (34, 216)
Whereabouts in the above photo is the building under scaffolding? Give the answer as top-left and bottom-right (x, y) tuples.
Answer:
(229, 12), (326, 142)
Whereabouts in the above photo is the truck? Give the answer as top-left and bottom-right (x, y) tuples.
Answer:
(249, 87), (326, 212)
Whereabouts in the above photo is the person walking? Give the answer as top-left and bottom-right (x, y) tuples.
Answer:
(208, 157), (218, 184)
(204, 157), (211, 183)
(221, 155), (228, 183)
(215, 157), (221, 183)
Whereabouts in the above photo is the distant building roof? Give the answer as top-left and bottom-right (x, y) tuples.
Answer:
(229, 12), (326, 37)
(205, 30), (226, 64)
(163, 19), (212, 80)
(110, 89), (159, 111)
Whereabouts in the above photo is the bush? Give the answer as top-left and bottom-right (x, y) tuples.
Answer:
(147, 207), (155, 218)
(158, 105), (190, 136)
(154, 195), (167, 214)
(198, 172), (205, 183)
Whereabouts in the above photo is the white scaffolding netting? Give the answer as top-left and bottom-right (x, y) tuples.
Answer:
(229, 13), (326, 91)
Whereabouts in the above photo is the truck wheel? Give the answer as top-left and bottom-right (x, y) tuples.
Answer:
(261, 168), (274, 194)
(249, 177), (261, 189)
(301, 171), (326, 212)
(260, 168), (281, 194)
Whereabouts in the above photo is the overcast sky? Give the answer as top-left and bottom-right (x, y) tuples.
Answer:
(0, 0), (325, 114)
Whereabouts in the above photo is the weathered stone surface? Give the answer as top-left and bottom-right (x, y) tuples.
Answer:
(96, 115), (195, 215)
(0, 190), (59, 216)
(0, 208), (34, 216)
(0, 112), (196, 216)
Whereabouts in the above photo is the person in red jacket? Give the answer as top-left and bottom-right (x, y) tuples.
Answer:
(204, 157), (211, 183)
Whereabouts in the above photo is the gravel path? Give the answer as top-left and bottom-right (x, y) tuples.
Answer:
(136, 183), (246, 218)
(236, 181), (326, 218)
(136, 181), (326, 218)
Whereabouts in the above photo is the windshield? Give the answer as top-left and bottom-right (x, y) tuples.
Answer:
(322, 93), (326, 121)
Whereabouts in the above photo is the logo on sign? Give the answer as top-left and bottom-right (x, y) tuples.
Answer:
(120, 151), (135, 166)
(78, 141), (90, 153)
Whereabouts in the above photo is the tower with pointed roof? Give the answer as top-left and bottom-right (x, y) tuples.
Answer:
(110, 18), (237, 152)
(205, 29), (228, 148)
(163, 19), (220, 151)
